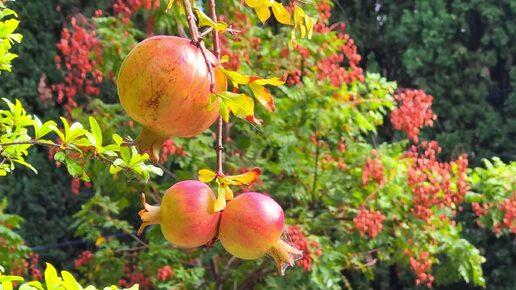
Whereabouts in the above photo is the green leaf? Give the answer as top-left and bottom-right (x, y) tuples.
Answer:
(44, 263), (60, 290)
(61, 271), (80, 290)
(88, 117), (102, 146)
(194, 7), (228, 33)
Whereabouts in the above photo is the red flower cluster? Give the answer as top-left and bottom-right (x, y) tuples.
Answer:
(316, 31), (364, 86)
(405, 141), (468, 221)
(74, 250), (93, 269)
(70, 178), (92, 195)
(353, 208), (384, 239)
(409, 251), (434, 288)
(500, 194), (516, 233)
(113, 0), (160, 24)
(156, 265), (174, 281)
(362, 151), (385, 186)
(390, 89), (437, 143)
(119, 253), (153, 290)
(286, 225), (322, 272)
(160, 138), (187, 163)
(53, 15), (103, 112)
(10, 253), (42, 280)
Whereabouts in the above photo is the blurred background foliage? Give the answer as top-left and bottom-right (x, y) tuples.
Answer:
(0, 0), (515, 289)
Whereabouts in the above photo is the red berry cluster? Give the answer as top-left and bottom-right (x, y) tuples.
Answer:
(316, 0), (332, 24)
(408, 251), (434, 288)
(73, 250), (93, 269)
(362, 150), (385, 186)
(160, 138), (187, 163)
(70, 178), (92, 195)
(9, 253), (41, 280)
(390, 89), (437, 143)
(405, 141), (468, 221)
(113, 0), (160, 24)
(156, 265), (174, 281)
(500, 194), (516, 233)
(353, 208), (384, 239)
(53, 15), (103, 112)
(286, 225), (322, 272)
(118, 253), (153, 290)
(316, 31), (364, 86)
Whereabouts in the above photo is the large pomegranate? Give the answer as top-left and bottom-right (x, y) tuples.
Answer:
(138, 180), (221, 248)
(117, 36), (226, 161)
(218, 192), (302, 274)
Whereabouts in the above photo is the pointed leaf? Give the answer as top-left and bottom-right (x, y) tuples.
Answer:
(220, 167), (261, 186)
(217, 92), (256, 123)
(194, 7), (228, 33)
(89, 117), (103, 146)
(271, 2), (292, 25)
(249, 82), (275, 112)
(255, 5), (271, 23)
(199, 169), (217, 183)
(245, 0), (265, 8)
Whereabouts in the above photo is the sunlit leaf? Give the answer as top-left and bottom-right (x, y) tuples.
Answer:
(219, 167), (261, 186)
(245, 0), (265, 8)
(199, 169), (217, 183)
(194, 7), (228, 33)
(255, 5), (271, 23)
(271, 2), (292, 25)
(217, 92), (256, 123)
(249, 82), (275, 112)
(219, 68), (251, 87)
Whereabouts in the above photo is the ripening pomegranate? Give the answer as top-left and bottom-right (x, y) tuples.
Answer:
(117, 36), (226, 162)
(138, 180), (221, 248)
(218, 192), (303, 275)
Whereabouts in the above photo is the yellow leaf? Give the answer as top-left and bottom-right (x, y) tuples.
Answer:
(305, 15), (318, 39)
(219, 55), (230, 64)
(220, 167), (262, 186)
(245, 0), (266, 8)
(214, 183), (228, 212)
(199, 169), (217, 183)
(166, 0), (175, 12)
(194, 7), (228, 33)
(249, 82), (275, 112)
(219, 68), (251, 87)
(217, 92), (256, 123)
(95, 236), (106, 246)
(252, 76), (285, 86)
(255, 5), (271, 23)
(271, 2), (292, 25)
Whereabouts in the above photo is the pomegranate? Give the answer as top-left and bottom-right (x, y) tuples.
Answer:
(138, 180), (221, 248)
(218, 192), (303, 274)
(117, 36), (227, 162)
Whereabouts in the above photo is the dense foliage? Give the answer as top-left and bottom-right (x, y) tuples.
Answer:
(0, 0), (514, 289)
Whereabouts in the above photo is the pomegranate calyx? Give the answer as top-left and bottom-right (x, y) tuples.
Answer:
(135, 127), (168, 163)
(137, 193), (161, 235)
(267, 239), (303, 276)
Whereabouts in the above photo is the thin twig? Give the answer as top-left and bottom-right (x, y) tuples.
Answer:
(0, 140), (61, 147)
(207, 0), (225, 176)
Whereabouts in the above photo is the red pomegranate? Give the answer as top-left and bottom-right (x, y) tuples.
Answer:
(117, 36), (226, 162)
(218, 192), (303, 274)
(138, 180), (221, 248)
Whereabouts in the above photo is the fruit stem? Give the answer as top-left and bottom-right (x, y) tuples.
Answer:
(135, 127), (167, 163)
(267, 239), (303, 276)
(137, 193), (161, 236)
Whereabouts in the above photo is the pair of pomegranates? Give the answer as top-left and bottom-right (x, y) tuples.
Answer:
(138, 181), (302, 274)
